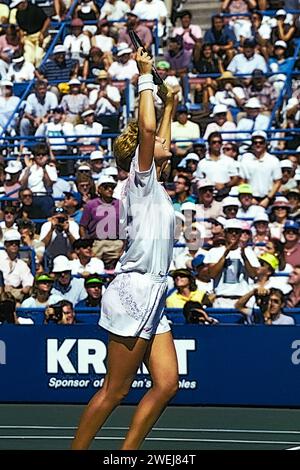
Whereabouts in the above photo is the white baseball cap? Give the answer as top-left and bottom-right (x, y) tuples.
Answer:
(117, 42), (132, 56)
(77, 164), (91, 171)
(252, 130), (268, 140)
(276, 9), (287, 16)
(244, 97), (262, 109)
(3, 229), (21, 242)
(274, 40), (287, 49)
(177, 152), (199, 168)
(181, 202), (197, 212)
(97, 175), (117, 187)
(52, 255), (71, 272)
(53, 45), (66, 54)
(210, 104), (228, 116)
(253, 213), (269, 224)
(1, 80), (13, 87)
(5, 160), (23, 174)
(280, 159), (293, 169)
(68, 78), (81, 86)
(90, 150), (104, 161)
(102, 166), (118, 176)
(224, 219), (243, 231)
(10, 0), (24, 8)
(81, 109), (94, 118)
(222, 196), (241, 208)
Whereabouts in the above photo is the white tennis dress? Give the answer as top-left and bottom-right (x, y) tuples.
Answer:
(100, 151), (175, 339)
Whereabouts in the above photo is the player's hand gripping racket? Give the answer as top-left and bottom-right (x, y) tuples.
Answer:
(129, 30), (168, 101)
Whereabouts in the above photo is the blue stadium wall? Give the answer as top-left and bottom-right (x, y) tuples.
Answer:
(1, 325), (300, 406)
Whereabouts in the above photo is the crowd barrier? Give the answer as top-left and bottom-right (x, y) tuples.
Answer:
(1, 324), (300, 406)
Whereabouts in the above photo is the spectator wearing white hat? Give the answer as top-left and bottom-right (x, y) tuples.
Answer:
(50, 255), (87, 305)
(270, 10), (296, 57)
(75, 109), (103, 153)
(236, 97), (270, 148)
(204, 218), (260, 307)
(222, 196), (240, 219)
(196, 178), (223, 239)
(60, 79), (89, 124)
(0, 229), (34, 303)
(177, 152), (199, 172)
(203, 104), (237, 141)
(268, 40), (294, 95)
(252, 212), (270, 256)
(239, 131), (282, 206)
(269, 196), (290, 241)
(108, 43), (139, 114)
(36, 45), (79, 83)
(79, 175), (123, 269)
(279, 159), (297, 193)
(88, 69), (121, 132)
(3, 160), (22, 198)
(0, 80), (21, 133)
(6, 51), (35, 83)
(89, 150), (105, 180)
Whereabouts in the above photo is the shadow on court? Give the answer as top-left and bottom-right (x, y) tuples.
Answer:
(0, 404), (300, 450)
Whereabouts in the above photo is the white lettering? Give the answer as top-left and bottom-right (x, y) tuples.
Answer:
(77, 339), (107, 373)
(0, 340), (6, 365)
(175, 339), (196, 374)
(291, 340), (300, 365)
(47, 339), (76, 373)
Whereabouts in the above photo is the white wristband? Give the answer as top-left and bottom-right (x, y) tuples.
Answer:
(138, 74), (154, 93)
(138, 73), (153, 84)
(138, 82), (154, 93)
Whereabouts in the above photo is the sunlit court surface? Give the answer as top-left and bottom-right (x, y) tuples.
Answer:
(1, 404), (300, 451)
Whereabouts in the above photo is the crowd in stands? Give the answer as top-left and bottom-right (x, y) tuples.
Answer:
(0, 0), (299, 326)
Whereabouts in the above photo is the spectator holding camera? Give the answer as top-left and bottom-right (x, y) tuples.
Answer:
(40, 206), (80, 266)
(235, 286), (294, 325)
(44, 300), (76, 325)
(183, 300), (218, 325)
(204, 219), (260, 308)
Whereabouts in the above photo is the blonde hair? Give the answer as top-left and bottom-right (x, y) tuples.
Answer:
(114, 120), (139, 172)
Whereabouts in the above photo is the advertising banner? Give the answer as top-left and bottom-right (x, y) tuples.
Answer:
(1, 325), (300, 406)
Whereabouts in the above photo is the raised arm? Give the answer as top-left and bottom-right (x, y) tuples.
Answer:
(136, 48), (156, 172)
